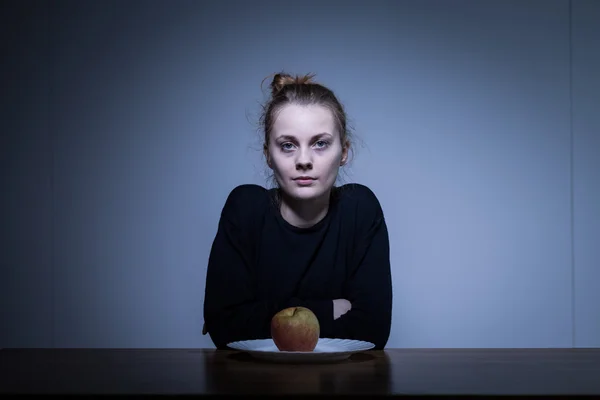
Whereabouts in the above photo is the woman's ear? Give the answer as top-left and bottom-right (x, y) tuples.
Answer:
(264, 144), (272, 168)
(340, 141), (350, 166)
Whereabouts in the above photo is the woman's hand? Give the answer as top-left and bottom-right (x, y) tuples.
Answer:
(333, 299), (352, 320)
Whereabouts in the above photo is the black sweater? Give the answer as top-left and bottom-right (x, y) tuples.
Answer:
(202, 183), (393, 350)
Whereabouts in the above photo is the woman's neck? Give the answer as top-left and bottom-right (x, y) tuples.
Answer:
(279, 189), (331, 229)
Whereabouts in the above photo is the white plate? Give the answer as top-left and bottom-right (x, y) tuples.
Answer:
(226, 338), (375, 363)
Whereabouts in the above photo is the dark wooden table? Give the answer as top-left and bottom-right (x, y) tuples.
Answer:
(1, 348), (599, 396)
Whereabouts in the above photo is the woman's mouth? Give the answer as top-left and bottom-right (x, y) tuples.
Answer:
(293, 177), (316, 185)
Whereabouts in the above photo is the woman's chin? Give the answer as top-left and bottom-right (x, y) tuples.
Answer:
(283, 186), (329, 201)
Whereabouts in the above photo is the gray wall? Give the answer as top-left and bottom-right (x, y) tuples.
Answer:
(1, 0), (598, 349)
(573, 0), (600, 347)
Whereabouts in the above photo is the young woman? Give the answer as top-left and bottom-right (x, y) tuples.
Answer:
(202, 73), (393, 350)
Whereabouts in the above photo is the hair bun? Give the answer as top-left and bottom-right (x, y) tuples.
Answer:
(270, 72), (317, 97)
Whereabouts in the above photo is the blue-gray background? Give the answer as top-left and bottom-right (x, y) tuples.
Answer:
(1, 0), (598, 349)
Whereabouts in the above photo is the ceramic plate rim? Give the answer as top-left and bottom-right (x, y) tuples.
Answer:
(226, 338), (375, 354)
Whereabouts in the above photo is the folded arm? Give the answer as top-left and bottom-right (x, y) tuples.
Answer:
(329, 212), (393, 349)
(203, 185), (393, 350)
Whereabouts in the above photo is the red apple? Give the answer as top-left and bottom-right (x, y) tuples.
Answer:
(270, 306), (320, 352)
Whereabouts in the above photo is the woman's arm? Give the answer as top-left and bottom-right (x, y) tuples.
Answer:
(203, 186), (280, 348)
(330, 190), (393, 349)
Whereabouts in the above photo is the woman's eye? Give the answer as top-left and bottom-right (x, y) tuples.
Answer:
(315, 140), (329, 148)
(280, 141), (328, 152)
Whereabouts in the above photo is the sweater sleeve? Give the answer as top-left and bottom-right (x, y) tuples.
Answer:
(330, 187), (393, 349)
(203, 186), (281, 349)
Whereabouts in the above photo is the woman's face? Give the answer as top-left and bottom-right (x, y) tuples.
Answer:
(265, 103), (348, 202)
